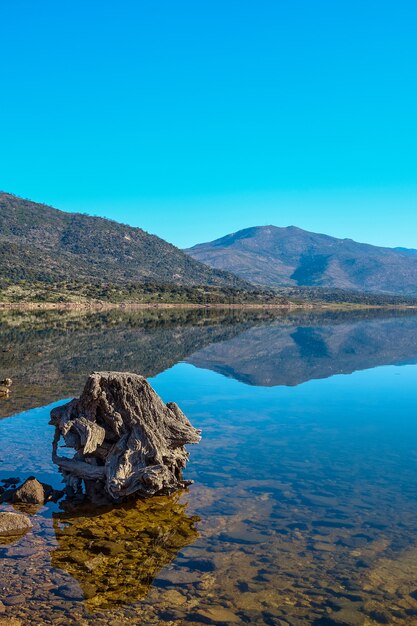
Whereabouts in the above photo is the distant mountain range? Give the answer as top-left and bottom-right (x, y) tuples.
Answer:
(394, 247), (417, 256)
(2, 193), (417, 301)
(186, 225), (417, 296)
(0, 193), (246, 289)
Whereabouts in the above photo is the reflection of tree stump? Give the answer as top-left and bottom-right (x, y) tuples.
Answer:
(51, 494), (200, 609)
(50, 372), (201, 503)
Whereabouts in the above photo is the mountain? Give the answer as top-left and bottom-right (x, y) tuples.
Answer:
(394, 247), (417, 256)
(185, 225), (417, 295)
(0, 192), (247, 288)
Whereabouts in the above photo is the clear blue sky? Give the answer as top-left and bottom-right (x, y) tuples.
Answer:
(1, 1), (416, 248)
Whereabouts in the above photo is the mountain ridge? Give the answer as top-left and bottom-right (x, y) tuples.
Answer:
(185, 225), (417, 295)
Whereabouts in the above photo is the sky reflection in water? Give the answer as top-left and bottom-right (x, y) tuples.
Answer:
(1, 311), (417, 625)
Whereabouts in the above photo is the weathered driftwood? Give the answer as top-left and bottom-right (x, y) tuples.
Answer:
(50, 372), (201, 503)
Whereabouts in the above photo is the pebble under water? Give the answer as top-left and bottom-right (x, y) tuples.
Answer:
(1, 309), (417, 625)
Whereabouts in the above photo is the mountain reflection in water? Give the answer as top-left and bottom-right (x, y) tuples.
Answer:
(2, 308), (417, 418)
(186, 314), (417, 386)
(2, 309), (417, 623)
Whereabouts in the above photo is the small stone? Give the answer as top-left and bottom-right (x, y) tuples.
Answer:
(163, 589), (187, 606)
(219, 524), (266, 544)
(84, 554), (107, 572)
(192, 606), (241, 623)
(0, 489), (15, 503)
(91, 539), (124, 556)
(55, 584), (84, 601)
(368, 610), (392, 624)
(0, 512), (32, 537)
(1, 477), (20, 485)
(82, 582), (97, 600)
(157, 569), (201, 585)
(2, 595), (26, 606)
(180, 558), (215, 572)
(13, 477), (46, 505)
(326, 608), (366, 625)
(313, 542), (336, 552)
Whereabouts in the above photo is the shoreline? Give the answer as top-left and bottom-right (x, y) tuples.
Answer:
(1, 301), (417, 311)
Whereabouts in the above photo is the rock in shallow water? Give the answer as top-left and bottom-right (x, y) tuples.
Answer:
(13, 478), (45, 505)
(0, 512), (32, 537)
(50, 371), (201, 503)
(0, 477), (20, 486)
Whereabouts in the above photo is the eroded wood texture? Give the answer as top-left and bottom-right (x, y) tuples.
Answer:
(50, 371), (201, 502)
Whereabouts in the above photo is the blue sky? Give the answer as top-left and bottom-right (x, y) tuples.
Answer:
(1, 1), (416, 248)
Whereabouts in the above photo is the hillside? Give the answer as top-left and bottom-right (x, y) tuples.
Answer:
(186, 226), (417, 296)
(0, 193), (247, 288)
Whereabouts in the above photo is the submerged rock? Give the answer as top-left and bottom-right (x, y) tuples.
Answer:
(0, 476), (62, 508)
(0, 477), (20, 486)
(50, 371), (201, 503)
(0, 489), (16, 504)
(0, 512), (32, 537)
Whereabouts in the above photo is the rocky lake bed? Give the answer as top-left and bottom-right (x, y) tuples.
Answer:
(1, 309), (417, 624)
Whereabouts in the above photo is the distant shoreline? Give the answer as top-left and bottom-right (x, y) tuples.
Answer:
(2, 301), (417, 312)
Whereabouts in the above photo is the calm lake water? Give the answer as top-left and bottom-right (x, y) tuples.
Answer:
(1, 309), (417, 625)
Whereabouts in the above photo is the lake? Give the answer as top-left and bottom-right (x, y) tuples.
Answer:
(1, 308), (417, 625)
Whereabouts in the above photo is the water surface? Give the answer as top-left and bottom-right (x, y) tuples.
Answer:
(1, 309), (417, 625)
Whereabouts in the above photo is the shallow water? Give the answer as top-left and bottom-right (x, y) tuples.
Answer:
(1, 309), (417, 624)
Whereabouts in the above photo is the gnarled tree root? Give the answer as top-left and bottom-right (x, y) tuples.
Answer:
(50, 371), (201, 503)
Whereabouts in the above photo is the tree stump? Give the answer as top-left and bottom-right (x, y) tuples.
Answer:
(50, 372), (201, 503)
